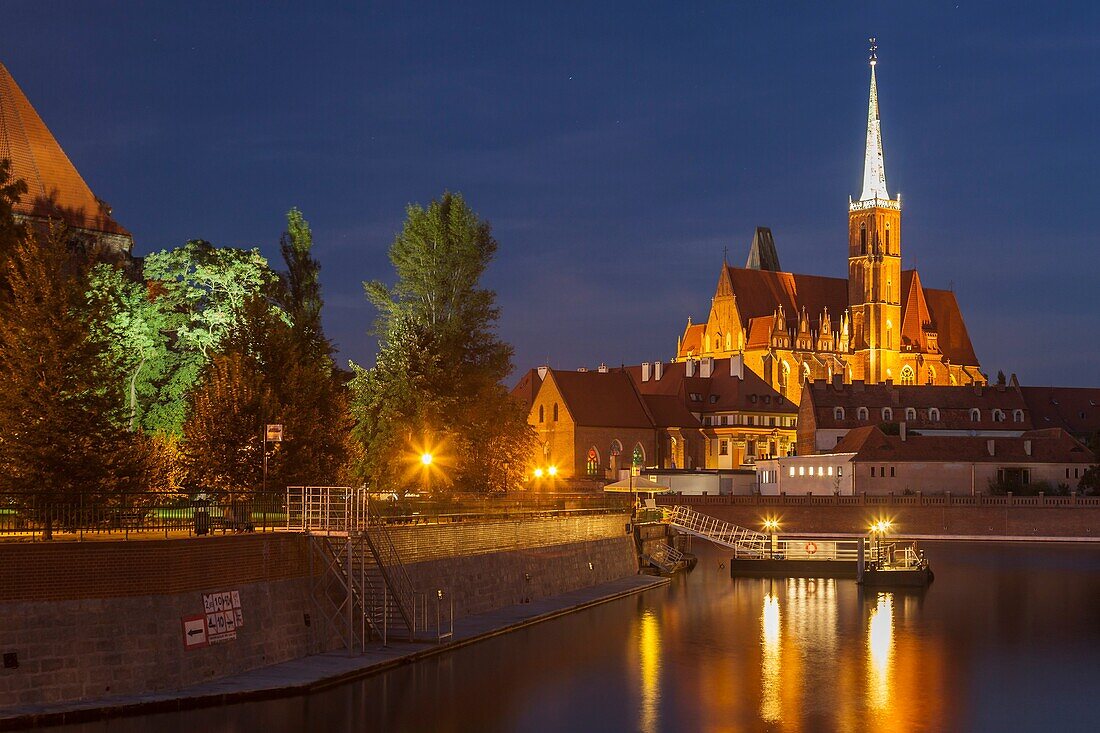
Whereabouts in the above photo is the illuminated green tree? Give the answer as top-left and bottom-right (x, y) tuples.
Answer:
(0, 159), (28, 287)
(350, 192), (534, 494)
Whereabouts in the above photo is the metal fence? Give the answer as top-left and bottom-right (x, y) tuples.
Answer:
(0, 492), (286, 541)
(656, 491), (1100, 508)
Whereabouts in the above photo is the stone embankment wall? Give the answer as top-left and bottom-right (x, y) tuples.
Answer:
(659, 496), (1100, 538)
(0, 513), (637, 710)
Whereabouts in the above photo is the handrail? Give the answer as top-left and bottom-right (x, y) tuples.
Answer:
(666, 505), (769, 557)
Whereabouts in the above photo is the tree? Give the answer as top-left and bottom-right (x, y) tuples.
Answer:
(0, 159), (28, 286)
(350, 192), (534, 494)
(0, 226), (153, 536)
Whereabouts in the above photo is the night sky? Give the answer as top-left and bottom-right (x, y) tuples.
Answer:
(5, 3), (1098, 386)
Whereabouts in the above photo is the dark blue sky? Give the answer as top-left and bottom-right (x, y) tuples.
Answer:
(6, 2), (1099, 386)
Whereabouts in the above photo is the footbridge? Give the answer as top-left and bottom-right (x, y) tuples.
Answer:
(663, 505), (770, 557)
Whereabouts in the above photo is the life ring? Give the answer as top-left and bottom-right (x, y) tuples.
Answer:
(805, 542), (818, 555)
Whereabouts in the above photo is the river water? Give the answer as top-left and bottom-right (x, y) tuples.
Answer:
(58, 541), (1100, 732)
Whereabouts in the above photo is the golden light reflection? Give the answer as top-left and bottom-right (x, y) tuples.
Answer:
(867, 592), (894, 712)
(760, 592), (782, 723)
(638, 609), (661, 733)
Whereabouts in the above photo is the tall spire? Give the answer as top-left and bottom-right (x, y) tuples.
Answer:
(859, 38), (890, 202)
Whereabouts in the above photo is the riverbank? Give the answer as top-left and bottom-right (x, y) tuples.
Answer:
(0, 574), (667, 731)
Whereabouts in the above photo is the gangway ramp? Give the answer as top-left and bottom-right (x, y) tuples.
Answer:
(664, 505), (769, 558)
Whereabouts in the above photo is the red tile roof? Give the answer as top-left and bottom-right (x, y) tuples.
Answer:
(834, 425), (1092, 464)
(679, 323), (705, 356)
(626, 358), (796, 415)
(921, 286), (978, 366)
(0, 62), (129, 236)
(1020, 386), (1100, 439)
(803, 380), (1030, 431)
(510, 368), (543, 411)
(548, 369), (654, 429)
(724, 266), (848, 329)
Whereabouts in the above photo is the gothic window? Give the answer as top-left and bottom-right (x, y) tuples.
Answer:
(802, 363), (812, 384)
(928, 408), (940, 422)
(905, 407), (916, 421)
(834, 407), (845, 421)
(553, 403), (559, 421)
(860, 223), (868, 254)
(714, 334), (721, 351)
(585, 447), (600, 476)
(882, 407), (893, 421)
(926, 367), (936, 385)
(779, 362), (791, 397)
(538, 405), (544, 423)
(1013, 410), (1024, 423)
(970, 408), (980, 422)
(885, 226), (891, 253)
(858, 407), (869, 421)
(993, 409), (1005, 423)
(900, 365), (915, 385)
(886, 320), (893, 350)
(632, 444), (644, 468)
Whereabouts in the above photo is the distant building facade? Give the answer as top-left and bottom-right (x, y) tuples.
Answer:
(674, 47), (985, 404)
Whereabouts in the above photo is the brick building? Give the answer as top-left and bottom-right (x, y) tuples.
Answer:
(672, 44), (985, 404)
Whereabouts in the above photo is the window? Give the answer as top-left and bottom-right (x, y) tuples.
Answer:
(837, 466), (843, 477)
(808, 467), (814, 476)
(870, 467), (876, 477)
(882, 407), (893, 421)
(929, 408), (940, 422)
(689, 392), (703, 402)
(900, 365), (915, 385)
(970, 408), (980, 422)
(860, 223), (868, 254)
(538, 405), (544, 423)
(799, 466), (805, 476)
(890, 467), (895, 477)
(905, 407), (916, 421)
(789, 467), (795, 477)
(858, 407), (869, 421)
(768, 417), (776, 427)
(553, 403), (559, 421)
(827, 466), (833, 476)
(747, 416), (756, 426)
(885, 227), (891, 252)
(926, 367), (936, 385)
(632, 444), (644, 467)
(709, 394), (719, 404)
(993, 409), (1005, 423)
(1013, 410), (1024, 423)
(610, 440), (622, 458)
(818, 466), (824, 476)
(719, 440), (729, 456)
(1075, 468), (1081, 479)
(997, 467), (1031, 485)
(834, 407), (845, 421)
(585, 447), (600, 476)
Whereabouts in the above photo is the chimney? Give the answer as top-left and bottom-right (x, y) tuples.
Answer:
(700, 356), (714, 379)
(654, 361), (664, 380)
(537, 365), (548, 380)
(1024, 439), (1032, 456)
(641, 362), (651, 382)
(986, 439), (995, 456)
(900, 421), (907, 441)
(686, 359), (696, 378)
(730, 354), (744, 379)
(885, 378), (893, 388)
(597, 363), (609, 373)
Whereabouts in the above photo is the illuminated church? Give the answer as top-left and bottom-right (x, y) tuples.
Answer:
(675, 43), (985, 405)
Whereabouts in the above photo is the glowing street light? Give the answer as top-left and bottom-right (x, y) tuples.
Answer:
(547, 465), (558, 477)
(420, 452), (434, 466)
(762, 518), (781, 533)
(533, 467), (544, 479)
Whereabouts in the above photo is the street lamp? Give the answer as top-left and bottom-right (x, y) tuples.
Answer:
(420, 452), (433, 466)
(547, 465), (558, 477)
(533, 467), (544, 479)
(763, 517), (780, 557)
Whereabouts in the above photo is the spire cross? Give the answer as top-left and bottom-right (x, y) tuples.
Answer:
(869, 37), (878, 66)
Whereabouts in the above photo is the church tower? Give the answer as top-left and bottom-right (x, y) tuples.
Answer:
(848, 39), (901, 383)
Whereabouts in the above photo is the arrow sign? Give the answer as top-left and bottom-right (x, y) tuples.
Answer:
(182, 615), (208, 650)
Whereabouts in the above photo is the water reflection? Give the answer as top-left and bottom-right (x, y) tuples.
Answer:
(760, 592), (781, 722)
(867, 592), (894, 713)
(637, 609), (661, 733)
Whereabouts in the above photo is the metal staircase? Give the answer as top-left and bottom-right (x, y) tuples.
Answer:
(645, 541), (686, 574)
(664, 505), (769, 558)
(288, 487), (451, 650)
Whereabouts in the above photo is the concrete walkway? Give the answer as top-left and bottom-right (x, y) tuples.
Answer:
(0, 574), (669, 730)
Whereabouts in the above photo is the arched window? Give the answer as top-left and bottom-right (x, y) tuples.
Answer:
(886, 320), (893, 350)
(538, 405), (544, 423)
(905, 407), (916, 421)
(585, 446), (601, 476)
(632, 444), (645, 468)
(882, 407), (893, 422)
(714, 334), (721, 351)
(1013, 410), (1024, 423)
(779, 362), (791, 397)
(857, 407), (869, 421)
(553, 403), (559, 421)
(993, 409), (1005, 423)
(802, 363), (812, 384)
(926, 366), (936, 385)
(900, 365), (915, 385)
(609, 439), (623, 457)
(834, 407), (845, 421)
(860, 223), (867, 254)
(928, 407), (940, 422)
(885, 225), (891, 253)
(970, 408), (980, 422)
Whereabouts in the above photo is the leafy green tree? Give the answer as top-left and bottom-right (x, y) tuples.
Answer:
(0, 227), (153, 536)
(350, 192), (534, 494)
(0, 159), (28, 285)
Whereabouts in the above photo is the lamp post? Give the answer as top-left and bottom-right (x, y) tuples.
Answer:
(763, 518), (780, 557)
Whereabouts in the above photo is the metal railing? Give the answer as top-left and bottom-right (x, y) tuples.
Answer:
(0, 491), (285, 540)
(665, 505), (769, 557)
(286, 486), (367, 535)
(646, 542), (686, 573)
(656, 491), (1100, 507)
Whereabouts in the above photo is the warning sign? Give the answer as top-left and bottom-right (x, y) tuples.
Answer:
(182, 615), (208, 650)
(202, 590), (244, 644)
